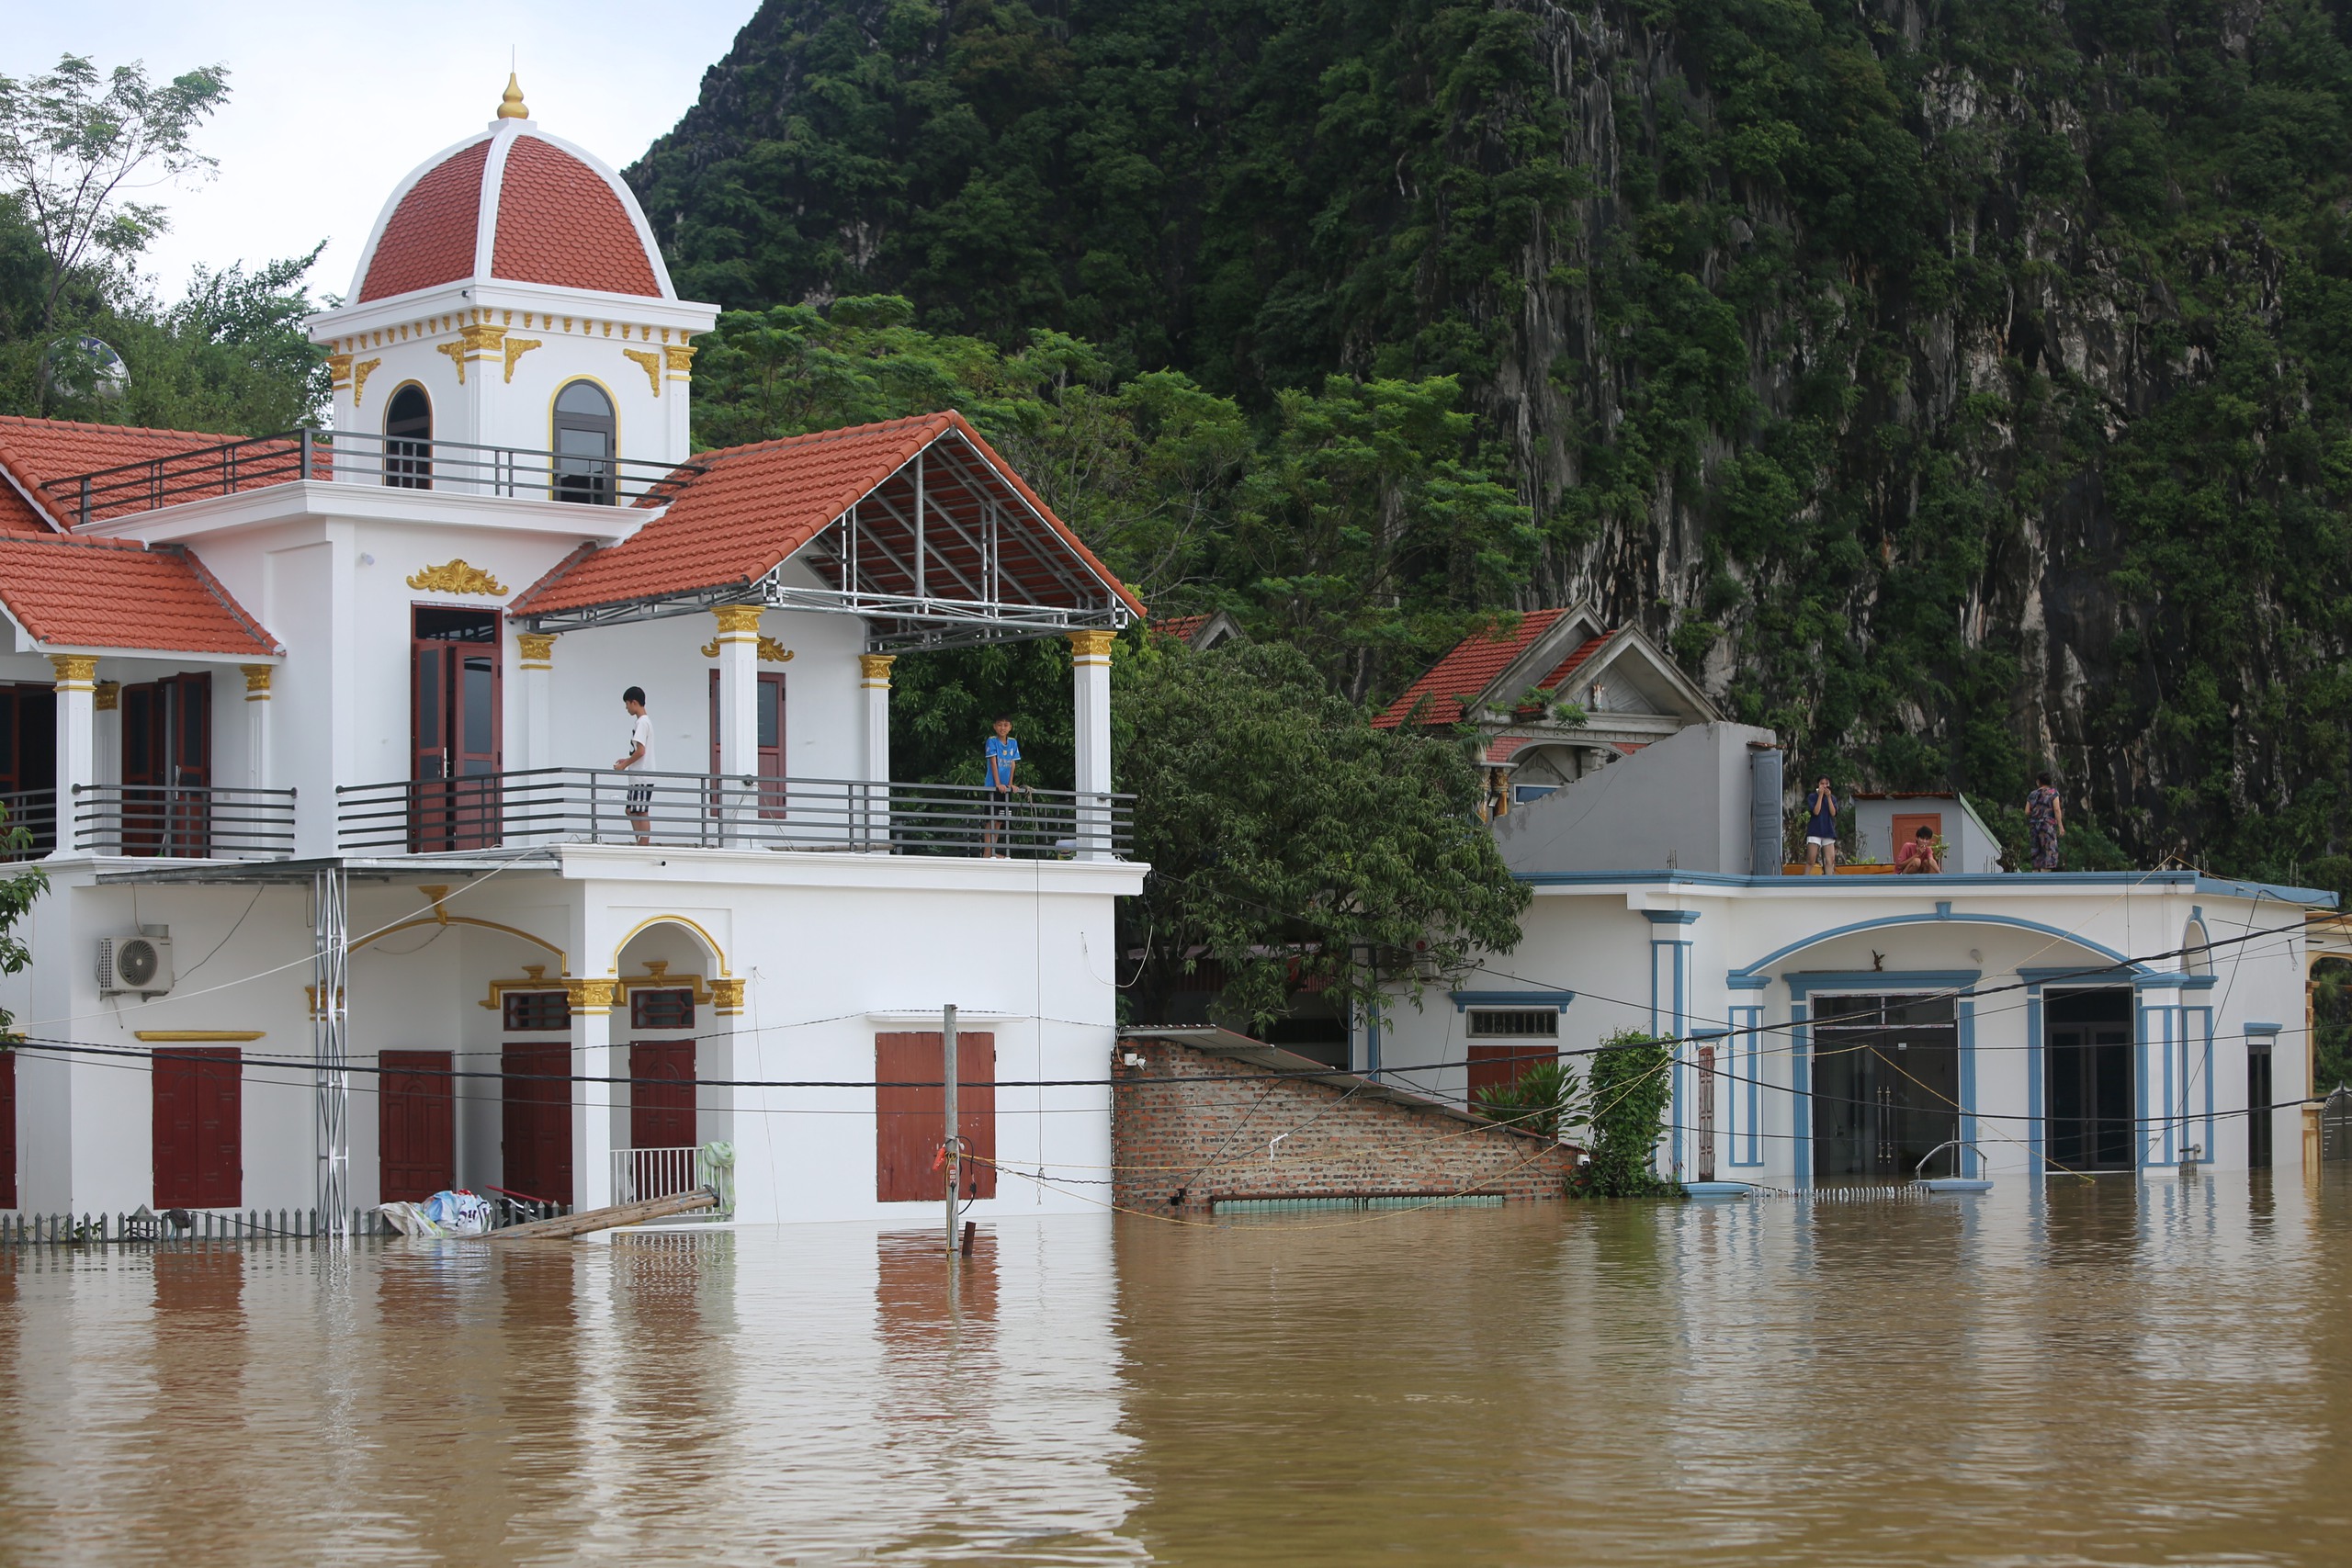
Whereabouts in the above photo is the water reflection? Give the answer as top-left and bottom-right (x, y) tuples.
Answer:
(0, 1177), (2346, 1563)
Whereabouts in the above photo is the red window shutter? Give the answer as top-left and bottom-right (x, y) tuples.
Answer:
(874, 1032), (996, 1203)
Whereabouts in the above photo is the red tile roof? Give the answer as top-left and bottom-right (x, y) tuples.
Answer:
(1536, 634), (1612, 693)
(1153, 615), (1208, 642)
(359, 140), (491, 302)
(1374, 611), (1568, 728)
(0, 416), (291, 527)
(0, 536), (276, 656)
(492, 136), (661, 298)
(514, 411), (1144, 620)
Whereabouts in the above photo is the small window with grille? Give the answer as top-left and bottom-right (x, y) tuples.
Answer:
(502, 990), (571, 1032)
(630, 987), (695, 1031)
(1466, 1009), (1559, 1038)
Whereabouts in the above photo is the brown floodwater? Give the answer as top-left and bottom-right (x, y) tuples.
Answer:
(3, 1172), (2348, 1565)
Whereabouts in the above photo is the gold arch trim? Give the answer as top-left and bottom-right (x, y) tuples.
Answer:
(358, 914), (565, 967)
(136, 1031), (263, 1043)
(608, 913), (731, 976)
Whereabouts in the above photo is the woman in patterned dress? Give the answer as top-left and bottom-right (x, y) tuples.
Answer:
(2025, 773), (2064, 871)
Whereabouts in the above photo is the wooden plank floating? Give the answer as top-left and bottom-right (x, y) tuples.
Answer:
(486, 1186), (719, 1241)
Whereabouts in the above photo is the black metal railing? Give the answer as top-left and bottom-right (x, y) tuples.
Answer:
(73, 784), (300, 860)
(0, 790), (57, 861)
(43, 429), (703, 525)
(335, 768), (1133, 859)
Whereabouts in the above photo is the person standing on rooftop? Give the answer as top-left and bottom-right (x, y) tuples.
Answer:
(1804, 777), (1839, 874)
(2026, 772), (2065, 872)
(616, 686), (655, 846)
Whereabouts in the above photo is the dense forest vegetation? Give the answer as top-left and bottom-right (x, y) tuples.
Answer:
(630, 0), (2352, 904)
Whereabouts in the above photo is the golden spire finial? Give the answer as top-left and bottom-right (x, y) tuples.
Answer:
(497, 72), (528, 120)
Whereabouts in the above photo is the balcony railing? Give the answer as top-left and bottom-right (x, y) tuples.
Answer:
(0, 790), (57, 862)
(43, 429), (703, 526)
(335, 768), (1133, 859)
(72, 784), (300, 860)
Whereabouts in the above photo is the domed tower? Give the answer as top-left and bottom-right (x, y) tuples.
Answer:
(305, 76), (718, 484)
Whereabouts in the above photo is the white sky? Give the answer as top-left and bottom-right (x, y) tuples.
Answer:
(5, 2), (758, 304)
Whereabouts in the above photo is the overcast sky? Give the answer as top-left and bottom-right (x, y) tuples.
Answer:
(5, 2), (756, 305)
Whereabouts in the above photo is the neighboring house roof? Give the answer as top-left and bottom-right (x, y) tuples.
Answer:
(1150, 610), (1244, 650)
(1535, 635), (1611, 694)
(354, 125), (670, 303)
(1374, 610), (1573, 728)
(513, 410), (1145, 622)
(1154, 614), (1208, 643)
(0, 536), (277, 657)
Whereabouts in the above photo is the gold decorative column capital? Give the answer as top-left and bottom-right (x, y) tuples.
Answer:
(1067, 629), (1116, 662)
(48, 654), (96, 689)
(858, 652), (897, 686)
(241, 664), (274, 700)
(708, 977), (745, 1015)
(712, 604), (763, 636)
(564, 977), (618, 1014)
(326, 353), (353, 389)
(92, 681), (119, 713)
(663, 343), (696, 376)
(516, 632), (557, 667)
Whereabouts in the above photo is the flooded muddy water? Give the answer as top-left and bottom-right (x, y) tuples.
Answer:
(3, 1173), (2349, 1565)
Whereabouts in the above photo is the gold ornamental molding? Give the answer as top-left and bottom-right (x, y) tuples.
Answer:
(303, 985), (346, 1019)
(352, 357), (383, 406)
(708, 977), (745, 1015)
(621, 347), (662, 396)
(92, 681), (119, 713)
(503, 337), (541, 383)
(241, 664), (274, 700)
(516, 632), (556, 668)
(700, 633), (793, 663)
(326, 353), (353, 389)
(663, 344), (696, 377)
(564, 976), (619, 1015)
(1068, 628), (1115, 661)
(48, 654), (96, 688)
(710, 604), (763, 635)
(435, 341), (469, 384)
(136, 1031), (264, 1043)
(858, 652), (896, 686)
(407, 559), (509, 596)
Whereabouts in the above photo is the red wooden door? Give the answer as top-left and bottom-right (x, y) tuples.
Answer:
(412, 608), (502, 851)
(628, 1040), (696, 1150)
(153, 1047), (240, 1208)
(874, 1032), (996, 1203)
(0, 1047), (14, 1209)
(500, 1042), (571, 1202)
(119, 674), (209, 856)
(379, 1050), (455, 1201)
(708, 670), (787, 816)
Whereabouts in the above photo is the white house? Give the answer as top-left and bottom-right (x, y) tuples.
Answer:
(0, 81), (1145, 1224)
(1373, 719), (2327, 1182)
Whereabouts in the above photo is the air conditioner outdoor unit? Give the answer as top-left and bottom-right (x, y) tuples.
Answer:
(97, 931), (174, 997)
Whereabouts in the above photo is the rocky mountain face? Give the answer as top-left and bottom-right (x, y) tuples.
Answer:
(629, 0), (2352, 883)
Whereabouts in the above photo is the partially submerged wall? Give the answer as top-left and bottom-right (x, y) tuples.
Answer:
(1111, 1039), (1576, 1211)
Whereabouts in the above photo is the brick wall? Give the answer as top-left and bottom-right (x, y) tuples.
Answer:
(1111, 1039), (1576, 1210)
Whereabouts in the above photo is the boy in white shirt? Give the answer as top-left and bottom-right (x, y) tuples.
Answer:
(616, 686), (655, 844)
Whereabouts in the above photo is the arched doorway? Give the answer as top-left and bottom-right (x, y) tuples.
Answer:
(385, 382), (432, 488)
(612, 920), (733, 1203)
(551, 378), (616, 504)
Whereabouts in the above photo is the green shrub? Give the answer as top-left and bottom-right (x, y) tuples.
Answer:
(1473, 1057), (1582, 1140)
(1566, 1029), (1684, 1199)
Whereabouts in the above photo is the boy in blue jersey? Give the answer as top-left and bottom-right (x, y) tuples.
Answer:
(983, 716), (1021, 857)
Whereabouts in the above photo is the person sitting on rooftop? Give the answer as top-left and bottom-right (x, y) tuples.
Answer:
(1894, 824), (1941, 875)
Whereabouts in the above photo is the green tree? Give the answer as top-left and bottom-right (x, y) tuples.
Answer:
(1566, 1030), (1681, 1199)
(0, 54), (230, 334)
(1111, 636), (1528, 1031)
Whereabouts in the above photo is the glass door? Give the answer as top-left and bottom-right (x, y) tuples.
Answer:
(2046, 989), (2134, 1172)
(411, 607), (501, 851)
(1812, 993), (1961, 1179)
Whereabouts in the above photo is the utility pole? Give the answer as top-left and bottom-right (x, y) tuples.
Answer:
(943, 1003), (959, 1253)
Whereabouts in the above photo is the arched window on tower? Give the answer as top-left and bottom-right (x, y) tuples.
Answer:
(551, 379), (616, 505)
(385, 383), (432, 489)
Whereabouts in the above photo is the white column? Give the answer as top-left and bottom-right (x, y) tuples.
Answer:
(241, 665), (274, 788)
(93, 682), (119, 789)
(662, 340), (695, 464)
(1069, 630), (1114, 860)
(516, 633), (555, 772)
(49, 655), (95, 858)
(570, 977), (616, 1212)
(713, 606), (760, 844)
(860, 653), (893, 852)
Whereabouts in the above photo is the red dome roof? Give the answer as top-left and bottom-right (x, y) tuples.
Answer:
(356, 127), (668, 304)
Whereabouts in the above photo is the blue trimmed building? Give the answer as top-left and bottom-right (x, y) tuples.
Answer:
(1370, 722), (2328, 1183)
